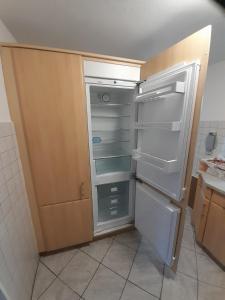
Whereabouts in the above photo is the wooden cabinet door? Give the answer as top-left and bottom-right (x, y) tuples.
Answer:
(192, 178), (210, 242)
(40, 199), (93, 251)
(195, 197), (209, 242)
(11, 48), (91, 206)
(192, 177), (202, 226)
(203, 201), (225, 265)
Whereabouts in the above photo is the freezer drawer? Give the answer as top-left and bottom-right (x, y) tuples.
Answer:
(135, 182), (180, 266)
(97, 181), (130, 223)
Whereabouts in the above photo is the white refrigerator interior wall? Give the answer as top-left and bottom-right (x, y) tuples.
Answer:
(0, 19), (38, 300)
(193, 60), (225, 174)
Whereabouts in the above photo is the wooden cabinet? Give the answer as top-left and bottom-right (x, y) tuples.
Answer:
(193, 175), (225, 266)
(192, 178), (210, 242)
(203, 201), (225, 265)
(1, 47), (93, 251)
(40, 199), (93, 251)
(11, 48), (90, 206)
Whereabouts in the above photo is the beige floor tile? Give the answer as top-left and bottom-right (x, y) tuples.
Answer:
(59, 251), (99, 295)
(32, 263), (56, 300)
(161, 268), (197, 300)
(129, 247), (164, 298)
(81, 237), (113, 262)
(41, 249), (78, 275)
(177, 247), (197, 278)
(195, 243), (207, 256)
(197, 253), (225, 288)
(181, 228), (195, 251)
(102, 241), (135, 278)
(39, 278), (79, 300)
(121, 281), (158, 300)
(184, 214), (194, 231)
(198, 281), (225, 300)
(115, 230), (141, 250)
(83, 264), (125, 300)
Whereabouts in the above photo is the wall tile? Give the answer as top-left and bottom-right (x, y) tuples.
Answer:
(193, 120), (225, 175)
(0, 122), (38, 300)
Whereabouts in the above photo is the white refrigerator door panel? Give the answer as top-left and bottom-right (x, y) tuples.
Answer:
(134, 62), (200, 201)
(135, 182), (180, 266)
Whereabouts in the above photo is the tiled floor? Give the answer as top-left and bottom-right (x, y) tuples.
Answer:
(32, 208), (225, 300)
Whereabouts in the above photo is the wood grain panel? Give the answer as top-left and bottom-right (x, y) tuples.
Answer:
(141, 26), (211, 271)
(211, 191), (225, 209)
(40, 199), (93, 251)
(0, 47), (45, 251)
(11, 48), (91, 206)
(204, 187), (212, 200)
(0, 42), (144, 66)
(203, 201), (225, 265)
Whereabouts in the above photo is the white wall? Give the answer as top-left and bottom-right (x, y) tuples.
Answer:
(0, 19), (38, 300)
(0, 19), (16, 122)
(201, 60), (225, 121)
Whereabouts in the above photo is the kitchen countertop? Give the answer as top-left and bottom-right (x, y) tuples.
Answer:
(199, 171), (225, 196)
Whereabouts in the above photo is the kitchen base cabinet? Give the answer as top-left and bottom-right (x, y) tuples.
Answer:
(196, 198), (209, 242)
(40, 199), (93, 252)
(193, 174), (225, 267)
(203, 201), (225, 265)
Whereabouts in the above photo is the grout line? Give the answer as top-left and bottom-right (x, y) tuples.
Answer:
(159, 264), (166, 300)
(37, 251), (80, 299)
(57, 249), (80, 276)
(36, 270), (56, 300)
(80, 261), (101, 299)
(194, 231), (199, 300)
(57, 277), (81, 298)
(197, 279), (225, 290)
(118, 239), (140, 300)
(126, 279), (160, 299)
(37, 278), (57, 300)
(80, 236), (115, 298)
(30, 256), (40, 299)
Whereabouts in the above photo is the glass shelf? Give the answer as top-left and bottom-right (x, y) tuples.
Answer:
(94, 149), (131, 160)
(91, 103), (131, 107)
(93, 139), (130, 145)
(91, 114), (130, 118)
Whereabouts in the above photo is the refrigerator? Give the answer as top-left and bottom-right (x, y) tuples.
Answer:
(85, 61), (200, 266)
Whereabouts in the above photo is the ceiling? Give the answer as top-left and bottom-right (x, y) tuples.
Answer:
(0, 0), (224, 64)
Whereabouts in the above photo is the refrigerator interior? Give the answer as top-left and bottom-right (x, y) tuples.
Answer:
(88, 84), (135, 232)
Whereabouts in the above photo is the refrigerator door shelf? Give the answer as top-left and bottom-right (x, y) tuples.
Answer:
(133, 149), (179, 174)
(135, 81), (185, 103)
(135, 121), (181, 131)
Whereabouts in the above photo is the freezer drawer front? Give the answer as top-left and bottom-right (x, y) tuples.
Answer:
(135, 182), (180, 266)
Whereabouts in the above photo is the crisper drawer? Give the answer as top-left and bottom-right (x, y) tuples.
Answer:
(97, 181), (130, 222)
(95, 156), (131, 175)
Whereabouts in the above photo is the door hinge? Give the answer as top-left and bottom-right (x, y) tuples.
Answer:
(136, 80), (146, 87)
(135, 177), (144, 184)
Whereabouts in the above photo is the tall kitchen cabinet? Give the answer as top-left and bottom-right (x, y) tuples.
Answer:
(1, 48), (93, 251)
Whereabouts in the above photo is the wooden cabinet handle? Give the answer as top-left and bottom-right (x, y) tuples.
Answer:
(80, 182), (85, 199)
